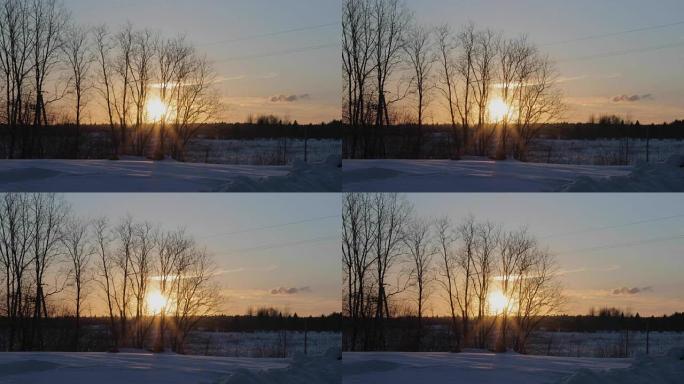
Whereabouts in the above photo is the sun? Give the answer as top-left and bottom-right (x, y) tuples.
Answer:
(146, 290), (168, 315)
(488, 98), (512, 123)
(145, 98), (169, 123)
(488, 290), (511, 315)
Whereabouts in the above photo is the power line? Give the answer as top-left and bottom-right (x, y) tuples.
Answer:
(540, 213), (684, 240)
(541, 20), (684, 46)
(556, 234), (684, 256)
(558, 41), (684, 63)
(199, 22), (338, 47)
(214, 43), (338, 62)
(221, 235), (338, 256)
(199, 215), (338, 239)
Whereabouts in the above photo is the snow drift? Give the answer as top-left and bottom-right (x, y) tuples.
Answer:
(557, 348), (684, 384)
(560, 155), (684, 192)
(216, 155), (341, 192)
(215, 348), (341, 384)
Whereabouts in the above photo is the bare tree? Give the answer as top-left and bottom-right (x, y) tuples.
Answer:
(0, 0), (33, 158)
(113, 23), (134, 152)
(154, 35), (191, 159)
(169, 55), (219, 161)
(472, 29), (500, 156)
(371, 0), (411, 157)
(93, 25), (119, 157)
(371, 192), (411, 348)
(342, 193), (375, 351)
(114, 215), (135, 345)
(455, 214), (477, 346)
(170, 247), (220, 354)
(153, 228), (193, 352)
(403, 217), (433, 350)
(455, 23), (477, 153)
(473, 220), (499, 348)
(60, 215), (92, 351)
(29, 0), (69, 155)
(92, 217), (118, 350)
(513, 54), (564, 159)
(513, 248), (564, 353)
(0, 193), (32, 350)
(29, 193), (67, 349)
(495, 36), (533, 159)
(129, 29), (156, 156)
(61, 24), (93, 156)
(130, 221), (156, 348)
(494, 226), (535, 352)
(342, 0), (375, 158)
(435, 216), (461, 351)
(435, 24), (461, 158)
(403, 23), (434, 155)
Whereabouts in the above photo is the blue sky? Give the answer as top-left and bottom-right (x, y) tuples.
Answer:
(63, 0), (340, 123)
(66, 193), (341, 316)
(406, 0), (684, 123)
(408, 193), (684, 316)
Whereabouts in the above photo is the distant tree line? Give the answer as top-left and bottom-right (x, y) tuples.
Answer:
(541, 310), (684, 333)
(342, 193), (564, 354)
(196, 311), (342, 333)
(343, 0), (564, 160)
(199, 119), (343, 141)
(542, 118), (684, 141)
(0, 0), (219, 161)
(345, 118), (684, 161)
(350, 311), (684, 353)
(0, 193), (220, 353)
(0, 120), (342, 159)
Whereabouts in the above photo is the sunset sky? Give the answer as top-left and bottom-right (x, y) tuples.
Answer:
(406, 0), (684, 123)
(66, 193), (341, 317)
(404, 193), (684, 317)
(64, 0), (339, 123)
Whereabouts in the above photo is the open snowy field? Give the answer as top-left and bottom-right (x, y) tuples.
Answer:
(0, 349), (340, 384)
(0, 156), (341, 192)
(343, 349), (684, 384)
(186, 331), (341, 358)
(187, 139), (342, 165)
(529, 139), (684, 166)
(343, 157), (684, 192)
(527, 331), (684, 358)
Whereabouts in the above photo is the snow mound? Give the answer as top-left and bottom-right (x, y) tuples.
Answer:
(558, 348), (684, 384)
(216, 155), (341, 192)
(342, 359), (403, 376)
(214, 348), (341, 384)
(0, 167), (63, 183)
(560, 155), (684, 192)
(0, 360), (63, 376)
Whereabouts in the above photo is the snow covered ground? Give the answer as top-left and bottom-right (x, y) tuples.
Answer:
(527, 331), (684, 358)
(186, 331), (341, 358)
(343, 349), (684, 384)
(529, 139), (684, 166)
(187, 139), (341, 166)
(0, 156), (341, 192)
(0, 349), (340, 384)
(343, 157), (684, 192)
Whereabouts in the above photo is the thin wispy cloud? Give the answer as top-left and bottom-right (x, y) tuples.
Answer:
(612, 94), (654, 103)
(270, 286), (312, 295)
(493, 264), (620, 281)
(612, 286), (653, 295)
(270, 94), (311, 103)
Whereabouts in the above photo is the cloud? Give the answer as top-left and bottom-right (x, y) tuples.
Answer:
(270, 286), (312, 295)
(612, 94), (653, 103)
(270, 94), (311, 103)
(612, 286), (653, 295)
(493, 265), (620, 281)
